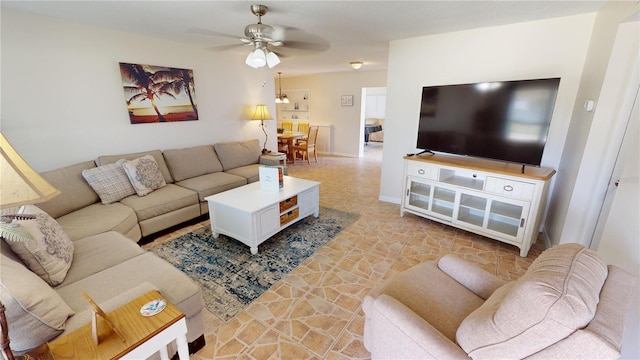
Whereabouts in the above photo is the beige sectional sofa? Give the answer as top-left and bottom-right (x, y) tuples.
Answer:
(37, 139), (274, 242)
(1, 139), (277, 355)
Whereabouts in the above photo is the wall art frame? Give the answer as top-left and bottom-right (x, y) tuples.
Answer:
(119, 62), (199, 124)
(341, 95), (354, 106)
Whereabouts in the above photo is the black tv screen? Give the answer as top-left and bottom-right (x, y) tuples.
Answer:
(417, 78), (560, 166)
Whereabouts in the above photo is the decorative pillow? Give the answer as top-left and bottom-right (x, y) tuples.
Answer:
(121, 154), (166, 196)
(456, 243), (608, 359)
(5, 205), (74, 286)
(213, 139), (261, 171)
(82, 159), (136, 204)
(1, 248), (75, 352)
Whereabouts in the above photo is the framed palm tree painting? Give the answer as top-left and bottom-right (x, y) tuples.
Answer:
(119, 62), (199, 124)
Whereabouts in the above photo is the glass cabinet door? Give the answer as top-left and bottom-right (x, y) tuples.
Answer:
(487, 200), (528, 239)
(457, 193), (487, 228)
(406, 180), (431, 213)
(431, 186), (455, 218)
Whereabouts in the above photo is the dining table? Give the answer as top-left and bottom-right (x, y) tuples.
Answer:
(277, 131), (306, 164)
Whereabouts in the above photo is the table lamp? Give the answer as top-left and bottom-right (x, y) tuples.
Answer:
(0, 131), (60, 360)
(251, 104), (273, 154)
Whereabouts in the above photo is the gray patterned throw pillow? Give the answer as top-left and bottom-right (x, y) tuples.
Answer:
(6, 205), (74, 286)
(122, 154), (167, 196)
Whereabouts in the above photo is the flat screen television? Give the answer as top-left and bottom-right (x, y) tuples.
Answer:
(416, 78), (560, 166)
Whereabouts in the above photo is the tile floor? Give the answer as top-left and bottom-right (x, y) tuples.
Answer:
(143, 142), (546, 359)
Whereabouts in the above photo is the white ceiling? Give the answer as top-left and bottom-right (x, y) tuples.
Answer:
(2, 1), (608, 76)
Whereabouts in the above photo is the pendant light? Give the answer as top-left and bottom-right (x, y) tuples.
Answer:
(275, 72), (289, 104)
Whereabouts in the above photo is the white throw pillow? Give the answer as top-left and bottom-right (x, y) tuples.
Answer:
(122, 154), (167, 196)
(6, 205), (74, 286)
(82, 159), (136, 204)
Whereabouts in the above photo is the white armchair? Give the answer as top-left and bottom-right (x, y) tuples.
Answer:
(363, 244), (636, 359)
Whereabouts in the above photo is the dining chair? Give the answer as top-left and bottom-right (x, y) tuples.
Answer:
(295, 122), (310, 146)
(277, 122), (293, 150)
(292, 126), (319, 164)
(277, 142), (289, 156)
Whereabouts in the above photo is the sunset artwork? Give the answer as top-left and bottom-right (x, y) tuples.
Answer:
(119, 62), (199, 124)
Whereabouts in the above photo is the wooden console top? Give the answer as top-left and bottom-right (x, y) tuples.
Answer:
(404, 153), (556, 181)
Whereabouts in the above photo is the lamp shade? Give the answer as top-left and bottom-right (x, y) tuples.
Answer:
(0, 132), (60, 209)
(266, 51), (280, 68)
(251, 104), (273, 121)
(245, 48), (267, 68)
(245, 52), (259, 68)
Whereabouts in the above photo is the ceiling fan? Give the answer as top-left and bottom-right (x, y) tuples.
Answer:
(242, 4), (283, 68)
(190, 4), (329, 69)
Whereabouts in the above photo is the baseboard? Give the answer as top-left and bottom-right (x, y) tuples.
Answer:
(378, 195), (401, 204)
(541, 227), (553, 249)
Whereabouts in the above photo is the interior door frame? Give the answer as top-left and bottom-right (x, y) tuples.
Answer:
(589, 20), (640, 250)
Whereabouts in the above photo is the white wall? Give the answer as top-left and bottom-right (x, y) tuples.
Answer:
(379, 14), (596, 210)
(277, 71), (387, 157)
(547, 3), (640, 247)
(1, 9), (277, 172)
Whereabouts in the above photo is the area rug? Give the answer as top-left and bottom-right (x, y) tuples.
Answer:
(149, 206), (359, 321)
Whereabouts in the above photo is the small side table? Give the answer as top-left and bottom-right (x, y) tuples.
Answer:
(47, 291), (188, 360)
(260, 152), (287, 175)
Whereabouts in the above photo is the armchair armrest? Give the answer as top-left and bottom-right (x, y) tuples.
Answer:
(437, 255), (506, 300)
(367, 294), (469, 359)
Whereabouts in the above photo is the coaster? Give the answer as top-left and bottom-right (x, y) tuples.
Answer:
(140, 299), (166, 317)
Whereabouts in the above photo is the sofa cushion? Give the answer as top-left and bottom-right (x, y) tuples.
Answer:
(364, 261), (484, 342)
(213, 139), (261, 171)
(55, 252), (202, 320)
(81, 159), (136, 204)
(456, 243), (608, 359)
(96, 150), (174, 184)
(175, 171), (247, 201)
(54, 202), (140, 242)
(163, 145), (224, 182)
(6, 205), (74, 286)
(122, 155), (167, 196)
(225, 164), (261, 183)
(38, 161), (100, 218)
(1, 244), (74, 353)
(119, 184), (198, 222)
(56, 231), (145, 287)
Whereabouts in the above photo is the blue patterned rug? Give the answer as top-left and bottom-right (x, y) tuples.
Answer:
(149, 206), (358, 321)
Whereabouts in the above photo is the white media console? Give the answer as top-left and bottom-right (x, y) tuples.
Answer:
(401, 154), (556, 257)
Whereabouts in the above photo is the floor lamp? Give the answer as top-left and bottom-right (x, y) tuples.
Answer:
(251, 104), (273, 154)
(0, 132), (61, 360)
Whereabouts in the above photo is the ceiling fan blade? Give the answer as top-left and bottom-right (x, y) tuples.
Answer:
(271, 50), (289, 59)
(210, 43), (246, 52)
(270, 25), (297, 42)
(187, 27), (239, 40)
(282, 40), (330, 52)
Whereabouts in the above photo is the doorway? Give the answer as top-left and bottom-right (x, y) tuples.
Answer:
(359, 87), (387, 159)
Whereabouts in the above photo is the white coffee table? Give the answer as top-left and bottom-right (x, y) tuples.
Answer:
(205, 176), (320, 254)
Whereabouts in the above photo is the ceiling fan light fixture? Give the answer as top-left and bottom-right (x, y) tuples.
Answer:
(245, 53), (257, 68)
(350, 61), (363, 70)
(250, 47), (267, 67)
(275, 72), (290, 104)
(266, 50), (280, 68)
